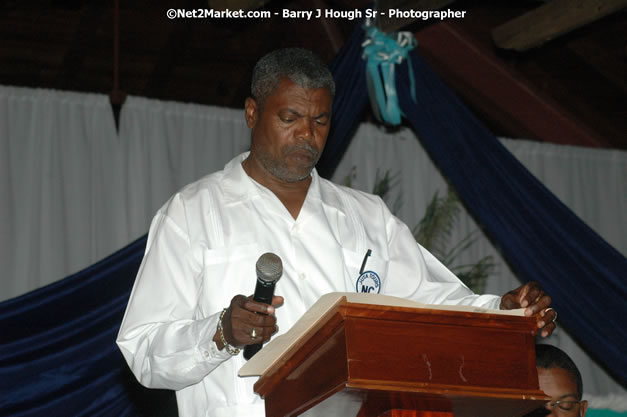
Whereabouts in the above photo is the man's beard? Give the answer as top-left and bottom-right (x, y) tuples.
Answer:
(255, 143), (321, 183)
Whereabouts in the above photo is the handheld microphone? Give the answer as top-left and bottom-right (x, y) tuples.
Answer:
(243, 252), (282, 360)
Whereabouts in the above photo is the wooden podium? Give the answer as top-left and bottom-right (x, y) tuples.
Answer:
(245, 294), (549, 417)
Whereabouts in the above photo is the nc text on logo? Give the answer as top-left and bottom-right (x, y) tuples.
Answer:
(356, 271), (381, 294)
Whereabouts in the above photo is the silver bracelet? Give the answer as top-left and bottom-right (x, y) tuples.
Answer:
(217, 308), (240, 356)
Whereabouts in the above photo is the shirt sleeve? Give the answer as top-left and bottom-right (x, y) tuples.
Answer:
(116, 195), (233, 390)
(383, 208), (501, 310)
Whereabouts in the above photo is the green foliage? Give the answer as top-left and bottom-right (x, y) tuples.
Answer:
(454, 256), (493, 295)
(412, 188), (494, 293)
(412, 188), (460, 262)
(345, 166), (493, 293)
(343, 167), (403, 214)
(342, 166), (356, 187)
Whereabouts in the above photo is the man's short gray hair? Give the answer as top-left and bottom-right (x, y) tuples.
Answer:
(251, 48), (335, 107)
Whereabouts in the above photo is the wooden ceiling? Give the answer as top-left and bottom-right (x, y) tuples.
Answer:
(1, 0), (626, 149)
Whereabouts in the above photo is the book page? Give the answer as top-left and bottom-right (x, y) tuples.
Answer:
(238, 292), (524, 377)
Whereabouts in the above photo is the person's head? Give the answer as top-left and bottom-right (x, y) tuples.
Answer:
(244, 48), (335, 184)
(250, 48), (335, 110)
(534, 344), (587, 417)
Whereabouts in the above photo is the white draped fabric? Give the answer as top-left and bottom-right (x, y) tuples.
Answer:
(1, 86), (625, 403)
(1, 86), (121, 298)
(0, 88), (251, 299)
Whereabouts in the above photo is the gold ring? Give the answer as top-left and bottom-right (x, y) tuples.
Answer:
(251, 328), (257, 340)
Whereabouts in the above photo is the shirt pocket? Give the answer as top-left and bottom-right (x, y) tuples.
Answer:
(341, 248), (389, 294)
(199, 242), (261, 314)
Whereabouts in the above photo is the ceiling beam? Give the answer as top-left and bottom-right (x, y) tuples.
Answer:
(312, 0), (345, 54)
(57, 3), (102, 91)
(144, 7), (193, 98)
(414, 21), (611, 148)
(492, 0), (627, 52)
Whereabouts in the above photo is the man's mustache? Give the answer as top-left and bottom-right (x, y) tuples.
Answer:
(282, 143), (320, 159)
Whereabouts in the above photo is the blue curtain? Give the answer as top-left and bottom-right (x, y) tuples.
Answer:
(320, 24), (626, 384)
(0, 236), (176, 416)
(1, 22), (625, 417)
(394, 51), (626, 384)
(317, 21), (368, 179)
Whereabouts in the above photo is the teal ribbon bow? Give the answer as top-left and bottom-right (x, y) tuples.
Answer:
(362, 25), (417, 125)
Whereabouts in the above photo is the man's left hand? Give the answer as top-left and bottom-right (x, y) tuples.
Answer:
(500, 281), (556, 337)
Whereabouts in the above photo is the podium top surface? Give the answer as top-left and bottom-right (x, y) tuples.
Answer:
(239, 292), (526, 378)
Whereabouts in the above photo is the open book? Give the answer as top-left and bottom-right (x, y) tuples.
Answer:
(239, 292), (524, 378)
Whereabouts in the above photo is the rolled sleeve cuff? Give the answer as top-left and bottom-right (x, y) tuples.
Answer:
(194, 312), (238, 366)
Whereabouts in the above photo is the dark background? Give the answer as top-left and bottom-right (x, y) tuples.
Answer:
(1, 0), (626, 149)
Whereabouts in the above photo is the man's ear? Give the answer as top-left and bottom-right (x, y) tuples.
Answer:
(244, 97), (258, 128)
(580, 399), (588, 416)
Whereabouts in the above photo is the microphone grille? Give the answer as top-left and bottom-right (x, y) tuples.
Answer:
(256, 252), (283, 283)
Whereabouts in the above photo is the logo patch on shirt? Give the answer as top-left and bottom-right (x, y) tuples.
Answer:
(356, 271), (381, 294)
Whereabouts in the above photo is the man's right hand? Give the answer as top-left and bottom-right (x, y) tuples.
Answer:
(214, 294), (283, 350)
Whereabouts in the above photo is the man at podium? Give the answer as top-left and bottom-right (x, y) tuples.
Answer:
(116, 47), (557, 417)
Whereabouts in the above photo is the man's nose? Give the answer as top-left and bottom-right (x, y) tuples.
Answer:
(295, 119), (314, 141)
(544, 403), (555, 416)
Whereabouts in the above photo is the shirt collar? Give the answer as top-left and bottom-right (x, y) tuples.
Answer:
(221, 151), (323, 205)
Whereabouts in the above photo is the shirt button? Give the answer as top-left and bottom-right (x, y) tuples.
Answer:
(299, 273), (306, 280)
(203, 350), (210, 358)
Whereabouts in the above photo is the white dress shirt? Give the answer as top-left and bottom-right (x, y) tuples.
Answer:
(116, 152), (501, 417)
